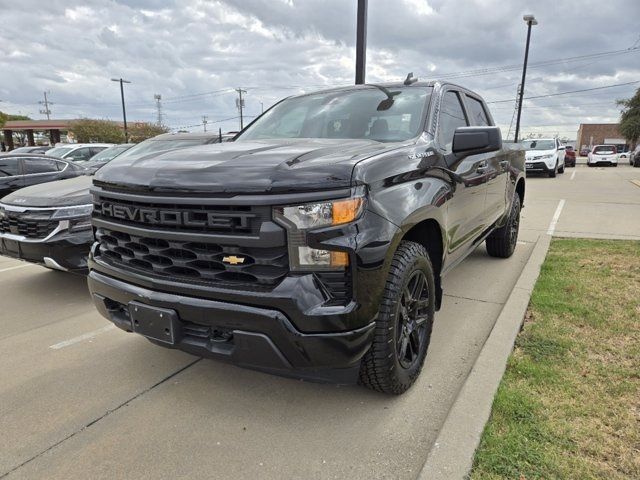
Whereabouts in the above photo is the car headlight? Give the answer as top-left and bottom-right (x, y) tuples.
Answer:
(540, 154), (554, 160)
(50, 204), (93, 220)
(274, 196), (364, 271)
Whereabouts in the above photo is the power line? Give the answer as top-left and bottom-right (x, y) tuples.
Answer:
(420, 46), (640, 81)
(486, 80), (640, 104)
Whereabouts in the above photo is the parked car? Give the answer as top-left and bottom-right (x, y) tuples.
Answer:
(87, 81), (526, 394)
(579, 147), (590, 157)
(564, 145), (576, 167)
(9, 145), (51, 154)
(82, 144), (135, 173)
(630, 145), (640, 167)
(587, 145), (618, 167)
(0, 153), (85, 198)
(45, 143), (114, 163)
(0, 132), (228, 273)
(522, 138), (566, 177)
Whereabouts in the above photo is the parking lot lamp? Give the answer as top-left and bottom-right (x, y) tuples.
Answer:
(514, 15), (537, 143)
(111, 78), (131, 142)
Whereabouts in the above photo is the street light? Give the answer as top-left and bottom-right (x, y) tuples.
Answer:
(514, 14), (537, 143)
(111, 78), (131, 142)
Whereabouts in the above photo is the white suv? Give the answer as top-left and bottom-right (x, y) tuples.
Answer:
(523, 138), (566, 178)
(587, 145), (618, 167)
(45, 143), (114, 163)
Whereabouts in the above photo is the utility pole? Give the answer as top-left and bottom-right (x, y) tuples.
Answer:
(39, 92), (52, 120)
(202, 115), (208, 132)
(111, 78), (131, 142)
(235, 88), (246, 130)
(514, 15), (537, 143)
(154, 94), (163, 126)
(355, 0), (368, 84)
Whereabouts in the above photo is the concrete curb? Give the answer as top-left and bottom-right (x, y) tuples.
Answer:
(418, 233), (553, 480)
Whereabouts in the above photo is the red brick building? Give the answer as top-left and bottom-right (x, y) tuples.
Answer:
(575, 123), (629, 151)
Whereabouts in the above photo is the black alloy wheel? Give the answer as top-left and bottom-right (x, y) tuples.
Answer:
(396, 270), (430, 369)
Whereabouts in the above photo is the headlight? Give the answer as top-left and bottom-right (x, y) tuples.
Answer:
(274, 196), (364, 271)
(50, 204), (93, 220)
(540, 154), (554, 160)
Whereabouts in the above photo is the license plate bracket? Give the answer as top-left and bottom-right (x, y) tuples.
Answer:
(129, 302), (179, 345)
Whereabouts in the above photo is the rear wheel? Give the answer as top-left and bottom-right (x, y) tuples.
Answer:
(486, 194), (521, 258)
(359, 241), (435, 395)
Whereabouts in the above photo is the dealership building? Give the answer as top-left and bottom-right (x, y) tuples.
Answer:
(575, 123), (630, 152)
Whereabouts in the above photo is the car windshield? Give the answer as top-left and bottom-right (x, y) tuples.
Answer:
(238, 86), (432, 143)
(523, 140), (556, 151)
(46, 146), (74, 157)
(113, 138), (210, 161)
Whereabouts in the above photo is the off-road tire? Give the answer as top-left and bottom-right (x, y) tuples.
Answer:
(359, 241), (435, 395)
(486, 194), (521, 258)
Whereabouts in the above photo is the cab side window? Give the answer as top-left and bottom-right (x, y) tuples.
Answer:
(437, 91), (469, 153)
(0, 157), (20, 177)
(465, 95), (491, 126)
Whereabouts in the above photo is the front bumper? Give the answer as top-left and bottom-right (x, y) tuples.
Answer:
(525, 161), (554, 173)
(88, 268), (376, 383)
(0, 229), (93, 272)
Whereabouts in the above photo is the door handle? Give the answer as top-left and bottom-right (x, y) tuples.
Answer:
(476, 161), (488, 173)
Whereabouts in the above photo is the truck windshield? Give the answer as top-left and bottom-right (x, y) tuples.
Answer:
(238, 86), (432, 143)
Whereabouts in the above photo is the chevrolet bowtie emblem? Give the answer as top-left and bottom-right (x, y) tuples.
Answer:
(222, 255), (245, 265)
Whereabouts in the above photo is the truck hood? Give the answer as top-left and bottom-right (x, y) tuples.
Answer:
(1, 175), (92, 207)
(94, 138), (398, 194)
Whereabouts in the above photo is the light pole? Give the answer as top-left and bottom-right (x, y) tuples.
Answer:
(514, 15), (537, 143)
(355, 0), (368, 84)
(111, 78), (131, 142)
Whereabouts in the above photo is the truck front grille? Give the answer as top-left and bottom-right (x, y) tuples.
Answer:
(92, 196), (267, 235)
(95, 227), (288, 286)
(0, 211), (58, 239)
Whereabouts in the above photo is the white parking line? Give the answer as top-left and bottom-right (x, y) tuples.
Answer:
(547, 199), (566, 236)
(49, 324), (116, 350)
(570, 170), (576, 180)
(0, 263), (36, 273)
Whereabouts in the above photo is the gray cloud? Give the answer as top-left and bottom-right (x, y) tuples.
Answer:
(1, 0), (639, 138)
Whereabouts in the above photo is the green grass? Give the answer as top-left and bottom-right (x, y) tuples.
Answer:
(471, 239), (640, 480)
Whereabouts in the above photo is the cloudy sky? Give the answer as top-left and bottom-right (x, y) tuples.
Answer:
(1, 0), (639, 139)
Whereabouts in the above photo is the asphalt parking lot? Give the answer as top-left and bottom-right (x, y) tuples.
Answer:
(1, 163), (639, 479)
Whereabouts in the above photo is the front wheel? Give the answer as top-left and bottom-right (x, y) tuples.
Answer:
(359, 241), (435, 395)
(486, 194), (521, 258)
(548, 162), (558, 177)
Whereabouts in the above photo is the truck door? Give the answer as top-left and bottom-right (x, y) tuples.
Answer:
(437, 90), (488, 262)
(463, 94), (508, 225)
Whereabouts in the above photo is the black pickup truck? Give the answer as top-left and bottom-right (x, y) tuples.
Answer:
(88, 81), (525, 394)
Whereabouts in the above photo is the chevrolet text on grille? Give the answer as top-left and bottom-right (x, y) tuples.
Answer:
(99, 202), (254, 228)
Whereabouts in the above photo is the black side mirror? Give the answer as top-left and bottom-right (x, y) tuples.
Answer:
(452, 126), (502, 156)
